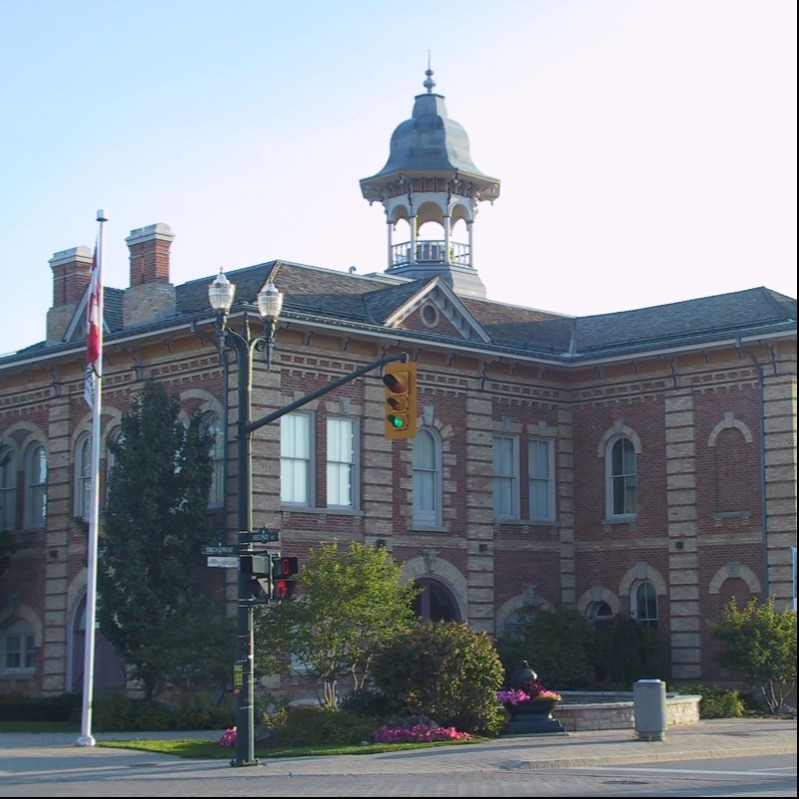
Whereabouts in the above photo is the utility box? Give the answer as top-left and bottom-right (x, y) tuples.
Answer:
(633, 679), (667, 741)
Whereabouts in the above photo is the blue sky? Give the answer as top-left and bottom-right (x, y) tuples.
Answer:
(1, 0), (796, 356)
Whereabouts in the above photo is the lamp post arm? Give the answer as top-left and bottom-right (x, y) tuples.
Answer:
(246, 352), (408, 435)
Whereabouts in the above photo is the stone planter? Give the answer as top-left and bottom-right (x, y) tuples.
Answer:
(504, 698), (565, 735)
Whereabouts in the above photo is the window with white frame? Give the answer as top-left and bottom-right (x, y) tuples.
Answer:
(585, 600), (613, 627)
(202, 413), (225, 508)
(74, 433), (92, 520)
(607, 436), (637, 517)
(492, 434), (519, 519)
(500, 609), (525, 642)
(281, 412), (313, 506)
(326, 417), (357, 508)
(632, 580), (658, 628)
(0, 446), (16, 530)
(1, 619), (34, 672)
(105, 427), (122, 500)
(24, 442), (47, 528)
(412, 427), (442, 527)
(529, 437), (555, 521)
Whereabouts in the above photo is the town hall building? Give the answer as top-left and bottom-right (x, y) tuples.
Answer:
(0, 70), (796, 698)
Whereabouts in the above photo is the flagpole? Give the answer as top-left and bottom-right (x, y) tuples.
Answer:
(77, 209), (107, 747)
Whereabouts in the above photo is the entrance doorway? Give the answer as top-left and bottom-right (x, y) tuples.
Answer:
(413, 578), (461, 622)
(69, 591), (127, 696)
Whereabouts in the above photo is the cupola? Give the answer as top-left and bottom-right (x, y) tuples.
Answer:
(360, 68), (500, 298)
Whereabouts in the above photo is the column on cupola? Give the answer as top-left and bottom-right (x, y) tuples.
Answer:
(359, 67), (500, 298)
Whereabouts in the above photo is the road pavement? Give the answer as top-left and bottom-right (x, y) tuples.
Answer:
(0, 717), (795, 796)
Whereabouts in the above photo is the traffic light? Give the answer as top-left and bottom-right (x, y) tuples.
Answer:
(271, 555), (299, 600)
(383, 361), (417, 440)
(240, 554), (271, 604)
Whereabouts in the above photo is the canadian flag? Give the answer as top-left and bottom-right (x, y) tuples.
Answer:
(84, 249), (100, 408)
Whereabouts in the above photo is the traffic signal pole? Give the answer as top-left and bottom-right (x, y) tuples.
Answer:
(223, 345), (408, 767)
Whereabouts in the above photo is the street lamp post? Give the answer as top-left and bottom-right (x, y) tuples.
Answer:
(208, 268), (283, 767)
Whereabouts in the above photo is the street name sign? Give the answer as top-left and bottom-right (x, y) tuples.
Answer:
(207, 556), (239, 568)
(203, 545), (238, 555)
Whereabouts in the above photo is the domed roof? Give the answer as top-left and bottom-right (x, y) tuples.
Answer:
(362, 69), (498, 183)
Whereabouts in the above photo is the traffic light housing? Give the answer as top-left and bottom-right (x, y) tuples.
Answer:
(271, 555), (299, 600)
(383, 361), (417, 440)
(240, 553), (271, 604)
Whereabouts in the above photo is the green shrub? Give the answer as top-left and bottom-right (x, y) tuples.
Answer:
(496, 605), (593, 690)
(92, 691), (173, 731)
(590, 615), (660, 688)
(710, 598), (797, 714)
(0, 692), (81, 722)
(371, 621), (506, 737)
(171, 697), (235, 731)
(671, 682), (744, 718)
(339, 687), (404, 720)
(269, 706), (375, 747)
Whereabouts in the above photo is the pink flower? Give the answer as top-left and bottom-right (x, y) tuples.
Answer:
(370, 723), (471, 744)
(536, 690), (562, 701)
(218, 726), (237, 747)
(496, 688), (532, 705)
(497, 685), (562, 705)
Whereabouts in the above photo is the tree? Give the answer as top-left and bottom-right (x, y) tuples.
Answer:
(254, 541), (419, 708)
(590, 614), (661, 689)
(98, 381), (225, 700)
(371, 621), (506, 736)
(496, 604), (594, 690)
(0, 529), (14, 579)
(710, 597), (797, 714)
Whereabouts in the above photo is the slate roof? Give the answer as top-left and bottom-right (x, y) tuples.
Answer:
(1, 258), (795, 367)
(175, 262), (796, 362)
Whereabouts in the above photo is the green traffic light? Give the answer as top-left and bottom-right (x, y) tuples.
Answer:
(388, 415), (406, 429)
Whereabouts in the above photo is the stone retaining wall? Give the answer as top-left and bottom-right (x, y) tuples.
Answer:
(554, 692), (702, 732)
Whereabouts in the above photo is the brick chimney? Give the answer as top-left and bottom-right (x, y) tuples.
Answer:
(123, 223), (176, 328)
(46, 246), (93, 344)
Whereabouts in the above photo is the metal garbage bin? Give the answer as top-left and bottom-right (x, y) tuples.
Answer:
(633, 679), (667, 741)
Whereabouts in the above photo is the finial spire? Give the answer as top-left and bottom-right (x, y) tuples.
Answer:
(423, 52), (435, 93)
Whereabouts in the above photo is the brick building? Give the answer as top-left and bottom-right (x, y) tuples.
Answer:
(0, 71), (796, 697)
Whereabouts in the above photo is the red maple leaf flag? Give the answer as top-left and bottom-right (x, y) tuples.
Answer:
(84, 248), (100, 408)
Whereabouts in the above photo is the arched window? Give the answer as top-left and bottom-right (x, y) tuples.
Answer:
(412, 578), (460, 622)
(606, 436), (637, 517)
(0, 446), (17, 530)
(413, 428), (442, 528)
(201, 413), (225, 508)
(105, 427), (123, 500)
(500, 609), (525, 642)
(632, 581), (658, 629)
(585, 600), (614, 627)
(74, 433), (92, 520)
(1, 618), (34, 673)
(24, 442), (47, 528)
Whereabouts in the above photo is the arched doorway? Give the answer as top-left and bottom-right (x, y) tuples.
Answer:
(68, 591), (127, 696)
(413, 578), (462, 622)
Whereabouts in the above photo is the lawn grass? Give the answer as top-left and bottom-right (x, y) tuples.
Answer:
(0, 720), (483, 760)
(97, 736), (482, 760)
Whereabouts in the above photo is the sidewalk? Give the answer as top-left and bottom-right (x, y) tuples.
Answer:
(0, 717), (795, 778)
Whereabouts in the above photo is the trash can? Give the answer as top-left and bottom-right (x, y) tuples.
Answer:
(633, 679), (667, 741)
